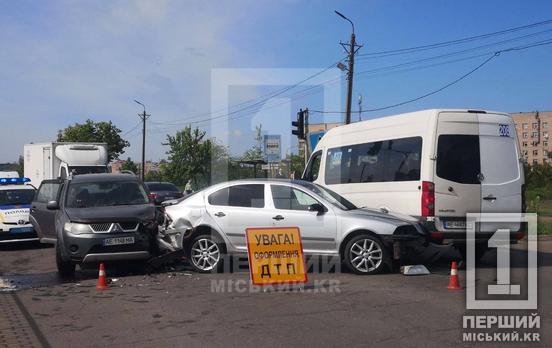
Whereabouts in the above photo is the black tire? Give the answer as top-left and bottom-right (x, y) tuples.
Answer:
(343, 234), (390, 275)
(56, 243), (76, 278)
(186, 233), (225, 273)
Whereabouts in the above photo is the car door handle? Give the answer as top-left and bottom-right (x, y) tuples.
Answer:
(214, 212), (226, 217)
(272, 215), (284, 221)
(483, 195), (497, 201)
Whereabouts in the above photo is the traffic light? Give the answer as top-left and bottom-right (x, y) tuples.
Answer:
(292, 109), (305, 140)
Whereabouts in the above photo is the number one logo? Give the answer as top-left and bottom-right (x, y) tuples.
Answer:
(487, 229), (520, 295)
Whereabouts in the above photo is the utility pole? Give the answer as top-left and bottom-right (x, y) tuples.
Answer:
(134, 100), (150, 181)
(358, 94), (363, 122)
(304, 108), (309, 167)
(335, 11), (362, 125)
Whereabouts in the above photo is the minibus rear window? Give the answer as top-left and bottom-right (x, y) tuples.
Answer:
(436, 135), (480, 184)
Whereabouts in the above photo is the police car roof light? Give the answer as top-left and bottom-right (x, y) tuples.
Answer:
(0, 177), (31, 185)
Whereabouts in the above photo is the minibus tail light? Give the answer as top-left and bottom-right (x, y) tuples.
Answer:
(421, 181), (435, 217)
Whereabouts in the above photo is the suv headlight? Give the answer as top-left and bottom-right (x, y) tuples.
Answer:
(64, 222), (92, 234)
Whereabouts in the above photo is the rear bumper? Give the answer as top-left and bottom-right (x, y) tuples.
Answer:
(422, 219), (524, 244)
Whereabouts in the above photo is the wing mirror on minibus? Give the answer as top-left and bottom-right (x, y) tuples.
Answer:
(308, 203), (325, 215)
(46, 200), (59, 210)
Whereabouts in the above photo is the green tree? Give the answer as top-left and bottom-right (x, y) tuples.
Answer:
(121, 157), (139, 174)
(15, 155), (24, 177)
(57, 119), (129, 161)
(285, 153), (305, 177)
(162, 126), (230, 190)
(242, 124), (264, 161)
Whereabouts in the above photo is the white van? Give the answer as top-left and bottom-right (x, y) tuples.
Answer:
(302, 109), (525, 256)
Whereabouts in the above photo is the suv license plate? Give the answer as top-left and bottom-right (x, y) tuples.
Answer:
(444, 221), (466, 229)
(103, 237), (135, 246)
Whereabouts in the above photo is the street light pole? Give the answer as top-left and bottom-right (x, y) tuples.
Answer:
(335, 10), (361, 125)
(134, 100), (150, 181)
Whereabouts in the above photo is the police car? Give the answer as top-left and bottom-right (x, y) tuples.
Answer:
(0, 172), (37, 243)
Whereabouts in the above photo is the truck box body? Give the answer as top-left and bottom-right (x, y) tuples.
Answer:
(24, 142), (108, 186)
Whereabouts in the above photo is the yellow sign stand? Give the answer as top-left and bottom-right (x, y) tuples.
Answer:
(246, 227), (308, 286)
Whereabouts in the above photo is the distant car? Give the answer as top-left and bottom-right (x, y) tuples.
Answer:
(0, 176), (37, 243)
(30, 173), (158, 277)
(162, 179), (429, 275)
(145, 182), (183, 205)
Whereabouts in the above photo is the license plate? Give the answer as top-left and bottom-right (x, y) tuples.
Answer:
(10, 227), (34, 234)
(103, 236), (135, 246)
(444, 221), (466, 229)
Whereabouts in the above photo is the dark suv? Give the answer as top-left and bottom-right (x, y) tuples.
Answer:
(30, 174), (158, 277)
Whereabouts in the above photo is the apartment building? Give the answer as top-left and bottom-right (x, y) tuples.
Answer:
(512, 111), (552, 165)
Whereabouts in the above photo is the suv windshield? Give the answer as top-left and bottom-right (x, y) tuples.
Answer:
(0, 189), (35, 206)
(296, 181), (357, 210)
(66, 181), (149, 208)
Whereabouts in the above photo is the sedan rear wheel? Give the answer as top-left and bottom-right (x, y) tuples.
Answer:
(188, 235), (224, 273)
(344, 235), (389, 275)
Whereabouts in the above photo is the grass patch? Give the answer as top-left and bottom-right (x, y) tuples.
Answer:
(537, 219), (552, 235)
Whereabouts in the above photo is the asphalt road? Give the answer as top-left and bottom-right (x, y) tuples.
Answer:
(0, 239), (550, 348)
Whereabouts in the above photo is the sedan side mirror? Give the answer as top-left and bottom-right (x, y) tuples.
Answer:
(46, 200), (59, 210)
(308, 203), (325, 215)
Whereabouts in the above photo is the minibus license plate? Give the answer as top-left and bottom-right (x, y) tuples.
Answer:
(444, 221), (466, 229)
(103, 237), (135, 246)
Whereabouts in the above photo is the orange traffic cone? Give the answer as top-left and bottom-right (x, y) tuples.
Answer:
(96, 262), (108, 290)
(447, 261), (462, 290)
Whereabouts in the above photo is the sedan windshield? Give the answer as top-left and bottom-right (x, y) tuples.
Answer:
(0, 189), (35, 206)
(296, 181), (357, 210)
(66, 181), (149, 208)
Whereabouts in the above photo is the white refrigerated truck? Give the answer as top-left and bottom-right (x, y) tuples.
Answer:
(24, 142), (109, 186)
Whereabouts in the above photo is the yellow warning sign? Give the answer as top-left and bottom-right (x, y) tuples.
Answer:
(246, 227), (307, 286)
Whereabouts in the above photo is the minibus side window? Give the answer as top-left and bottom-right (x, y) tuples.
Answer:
(436, 135), (480, 184)
(325, 137), (422, 185)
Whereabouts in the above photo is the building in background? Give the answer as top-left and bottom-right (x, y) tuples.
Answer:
(512, 111), (551, 164)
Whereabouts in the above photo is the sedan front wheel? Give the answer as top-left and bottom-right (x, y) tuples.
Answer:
(187, 234), (224, 273)
(343, 234), (389, 275)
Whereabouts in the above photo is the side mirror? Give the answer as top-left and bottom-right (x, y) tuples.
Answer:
(308, 203), (325, 215)
(46, 200), (59, 210)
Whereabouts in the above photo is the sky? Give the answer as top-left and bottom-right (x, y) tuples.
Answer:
(1, 0), (551, 163)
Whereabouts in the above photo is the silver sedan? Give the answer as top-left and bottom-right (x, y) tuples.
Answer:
(161, 179), (429, 275)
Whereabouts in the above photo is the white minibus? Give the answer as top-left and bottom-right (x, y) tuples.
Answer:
(303, 109), (525, 258)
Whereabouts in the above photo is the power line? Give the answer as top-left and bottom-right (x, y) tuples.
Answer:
(150, 59), (345, 127)
(147, 36), (552, 133)
(311, 40), (552, 115)
(357, 19), (552, 58)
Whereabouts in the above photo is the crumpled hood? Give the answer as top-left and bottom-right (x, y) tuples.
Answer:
(347, 207), (419, 224)
(65, 204), (156, 223)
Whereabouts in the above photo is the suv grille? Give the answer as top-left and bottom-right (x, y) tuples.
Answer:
(118, 222), (139, 230)
(89, 222), (140, 233)
(90, 223), (112, 233)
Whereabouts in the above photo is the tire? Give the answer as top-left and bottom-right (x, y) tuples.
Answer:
(56, 243), (76, 278)
(343, 234), (390, 275)
(187, 233), (225, 273)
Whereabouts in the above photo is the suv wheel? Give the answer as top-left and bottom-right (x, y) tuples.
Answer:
(187, 234), (224, 273)
(343, 234), (389, 275)
(56, 243), (76, 278)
